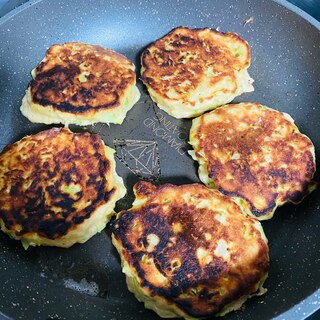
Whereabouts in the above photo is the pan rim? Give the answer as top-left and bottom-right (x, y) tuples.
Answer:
(0, 0), (320, 30)
(0, 0), (319, 319)
(274, 0), (320, 29)
(273, 287), (320, 319)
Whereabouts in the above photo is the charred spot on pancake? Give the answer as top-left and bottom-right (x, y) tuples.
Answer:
(112, 182), (269, 318)
(134, 180), (158, 197)
(0, 127), (117, 240)
(190, 102), (316, 219)
(29, 43), (136, 113)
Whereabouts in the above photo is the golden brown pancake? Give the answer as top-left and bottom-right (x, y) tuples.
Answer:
(21, 42), (140, 125)
(0, 127), (126, 248)
(141, 27), (253, 118)
(111, 181), (269, 318)
(189, 102), (317, 220)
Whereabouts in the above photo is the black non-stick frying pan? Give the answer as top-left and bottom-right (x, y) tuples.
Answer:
(0, 0), (319, 319)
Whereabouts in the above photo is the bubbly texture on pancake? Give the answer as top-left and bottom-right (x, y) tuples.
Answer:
(21, 42), (140, 125)
(0, 127), (126, 248)
(189, 103), (317, 220)
(111, 181), (269, 319)
(141, 27), (253, 118)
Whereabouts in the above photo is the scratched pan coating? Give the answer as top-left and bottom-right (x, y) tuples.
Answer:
(0, 0), (319, 319)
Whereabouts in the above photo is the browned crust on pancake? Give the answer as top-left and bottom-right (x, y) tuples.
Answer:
(30, 42), (136, 114)
(111, 181), (269, 318)
(194, 103), (316, 217)
(0, 127), (116, 239)
(141, 26), (250, 104)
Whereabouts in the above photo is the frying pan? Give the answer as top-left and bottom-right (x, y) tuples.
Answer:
(0, 0), (319, 319)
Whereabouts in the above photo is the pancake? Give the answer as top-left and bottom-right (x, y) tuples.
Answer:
(21, 42), (140, 125)
(141, 27), (253, 118)
(189, 102), (317, 220)
(0, 127), (126, 248)
(111, 181), (269, 318)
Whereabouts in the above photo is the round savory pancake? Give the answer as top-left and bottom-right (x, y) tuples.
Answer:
(21, 42), (140, 125)
(0, 127), (126, 248)
(189, 102), (317, 220)
(141, 26), (253, 119)
(111, 181), (269, 319)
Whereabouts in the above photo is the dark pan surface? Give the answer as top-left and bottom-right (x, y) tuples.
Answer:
(0, 0), (319, 319)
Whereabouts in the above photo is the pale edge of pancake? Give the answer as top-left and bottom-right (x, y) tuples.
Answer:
(20, 67), (141, 126)
(0, 142), (126, 249)
(141, 66), (254, 119)
(188, 105), (317, 221)
(111, 190), (268, 319)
